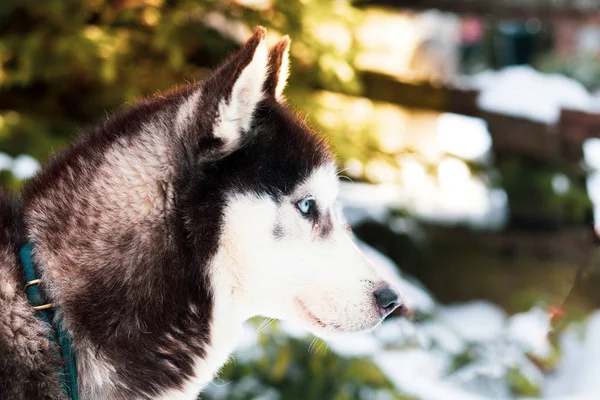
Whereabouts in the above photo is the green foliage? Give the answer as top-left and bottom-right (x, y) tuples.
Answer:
(0, 0), (362, 190)
(535, 52), (600, 92)
(203, 321), (415, 400)
(499, 157), (592, 225)
(448, 347), (475, 373)
(506, 366), (540, 397)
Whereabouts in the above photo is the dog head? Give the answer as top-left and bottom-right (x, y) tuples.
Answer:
(180, 27), (403, 338)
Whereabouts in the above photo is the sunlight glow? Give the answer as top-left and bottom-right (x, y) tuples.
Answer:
(366, 159), (397, 184)
(437, 157), (471, 189)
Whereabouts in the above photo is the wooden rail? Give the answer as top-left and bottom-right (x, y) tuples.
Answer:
(359, 70), (600, 163)
(354, 0), (600, 21)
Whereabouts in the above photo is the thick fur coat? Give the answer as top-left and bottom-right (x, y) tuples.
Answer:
(0, 27), (401, 400)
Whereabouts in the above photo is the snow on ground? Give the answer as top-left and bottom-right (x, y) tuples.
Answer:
(543, 311), (600, 399)
(0, 152), (40, 180)
(438, 301), (507, 342)
(507, 307), (552, 359)
(0, 152), (12, 171)
(326, 331), (383, 358)
(467, 66), (597, 124)
(375, 349), (485, 400)
(583, 140), (600, 234)
(583, 138), (600, 170)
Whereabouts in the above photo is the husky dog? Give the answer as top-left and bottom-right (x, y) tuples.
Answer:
(0, 27), (403, 400)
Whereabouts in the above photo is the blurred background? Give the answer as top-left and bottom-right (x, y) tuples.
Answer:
(2, 0), (600, 398)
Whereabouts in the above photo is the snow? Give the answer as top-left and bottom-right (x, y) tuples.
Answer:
(585, 172), (600, 234)
(438, 301), (507, 342)
(583, 138), (600, 170)
(12, 154), (40, 179)
(551, 174), (571, 196)
(418, 319), (465, 354)
(470, 66), (596, 124)
(327, 332), (382, 357)
(0, 152), (12, 171)
(235, 323), (264, 363)
(583, 140), (600, 234)
(437, 113), (492, 161)
(507, 307), (552, 359)
(375, 349), (485, 400)
(543, 311), (600, 398)
(278, 320), (310, 340)
(373, 317), (419, 346)
(0, 152), (41, 180)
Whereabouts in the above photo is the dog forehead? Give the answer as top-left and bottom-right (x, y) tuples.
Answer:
(295, 163), (339, 205)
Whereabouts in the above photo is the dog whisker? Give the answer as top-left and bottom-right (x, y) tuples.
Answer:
(337, 174), (354, 183)
(210, 378), (233, 388)
(314, 339), (327, 354)
(308, 337), (318, 354)
(257, 318), (276, 333)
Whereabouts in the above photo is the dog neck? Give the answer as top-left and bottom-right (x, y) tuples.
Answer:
(156, 250), (250, 400)
(21, 94), (244, 399)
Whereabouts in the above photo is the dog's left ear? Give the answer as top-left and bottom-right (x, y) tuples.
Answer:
(207, 26), (269, 150)
(264, 36), (291, 100)
(179, 26), (268, 159)
(177, 28), (292, 160)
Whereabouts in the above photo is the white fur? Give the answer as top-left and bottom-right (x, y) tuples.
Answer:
(1, 279), (14, 299)
(163, 163), (397, 398)
(175, 90), (202, 138)
(274, 40), (290, 100)
(78, 347), (118, 400)
(225, 164), (394, 335)
(157, 225), (251, 400)
(218, 163), (392, 335)
(213, 39), (269, 150)
(95, 120), (174, 223)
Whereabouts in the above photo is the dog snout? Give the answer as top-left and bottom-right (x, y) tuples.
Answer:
(374, 287), (400, 316)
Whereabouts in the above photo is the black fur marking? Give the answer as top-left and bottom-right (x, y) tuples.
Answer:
(319, 213), (334, 239)
(16, 34), (332, 400)
(264, 36), (290, 97)
(273, 224), (285, 239)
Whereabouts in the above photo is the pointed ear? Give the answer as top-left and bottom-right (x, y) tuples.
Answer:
(264, 36), (291, 100)
(197, 26), (269, 154)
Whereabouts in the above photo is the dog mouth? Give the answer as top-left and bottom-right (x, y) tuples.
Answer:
(294, 298), (390, 334)
(295, 298), (327, 329)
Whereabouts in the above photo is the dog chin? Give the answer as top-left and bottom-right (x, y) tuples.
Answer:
(303, 318), (383, 341)
(294, 297), (382, 339)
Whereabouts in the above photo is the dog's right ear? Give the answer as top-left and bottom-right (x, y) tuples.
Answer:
(177, 26), (269, 159)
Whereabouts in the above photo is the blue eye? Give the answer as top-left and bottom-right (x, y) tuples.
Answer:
(297, 198), (315, 215)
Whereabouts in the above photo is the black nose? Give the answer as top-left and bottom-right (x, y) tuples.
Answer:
(374, 287), (400, 314)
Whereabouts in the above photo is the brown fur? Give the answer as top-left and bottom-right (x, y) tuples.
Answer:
(0, 191), (64, 399)
(0, 28), (330, 399)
